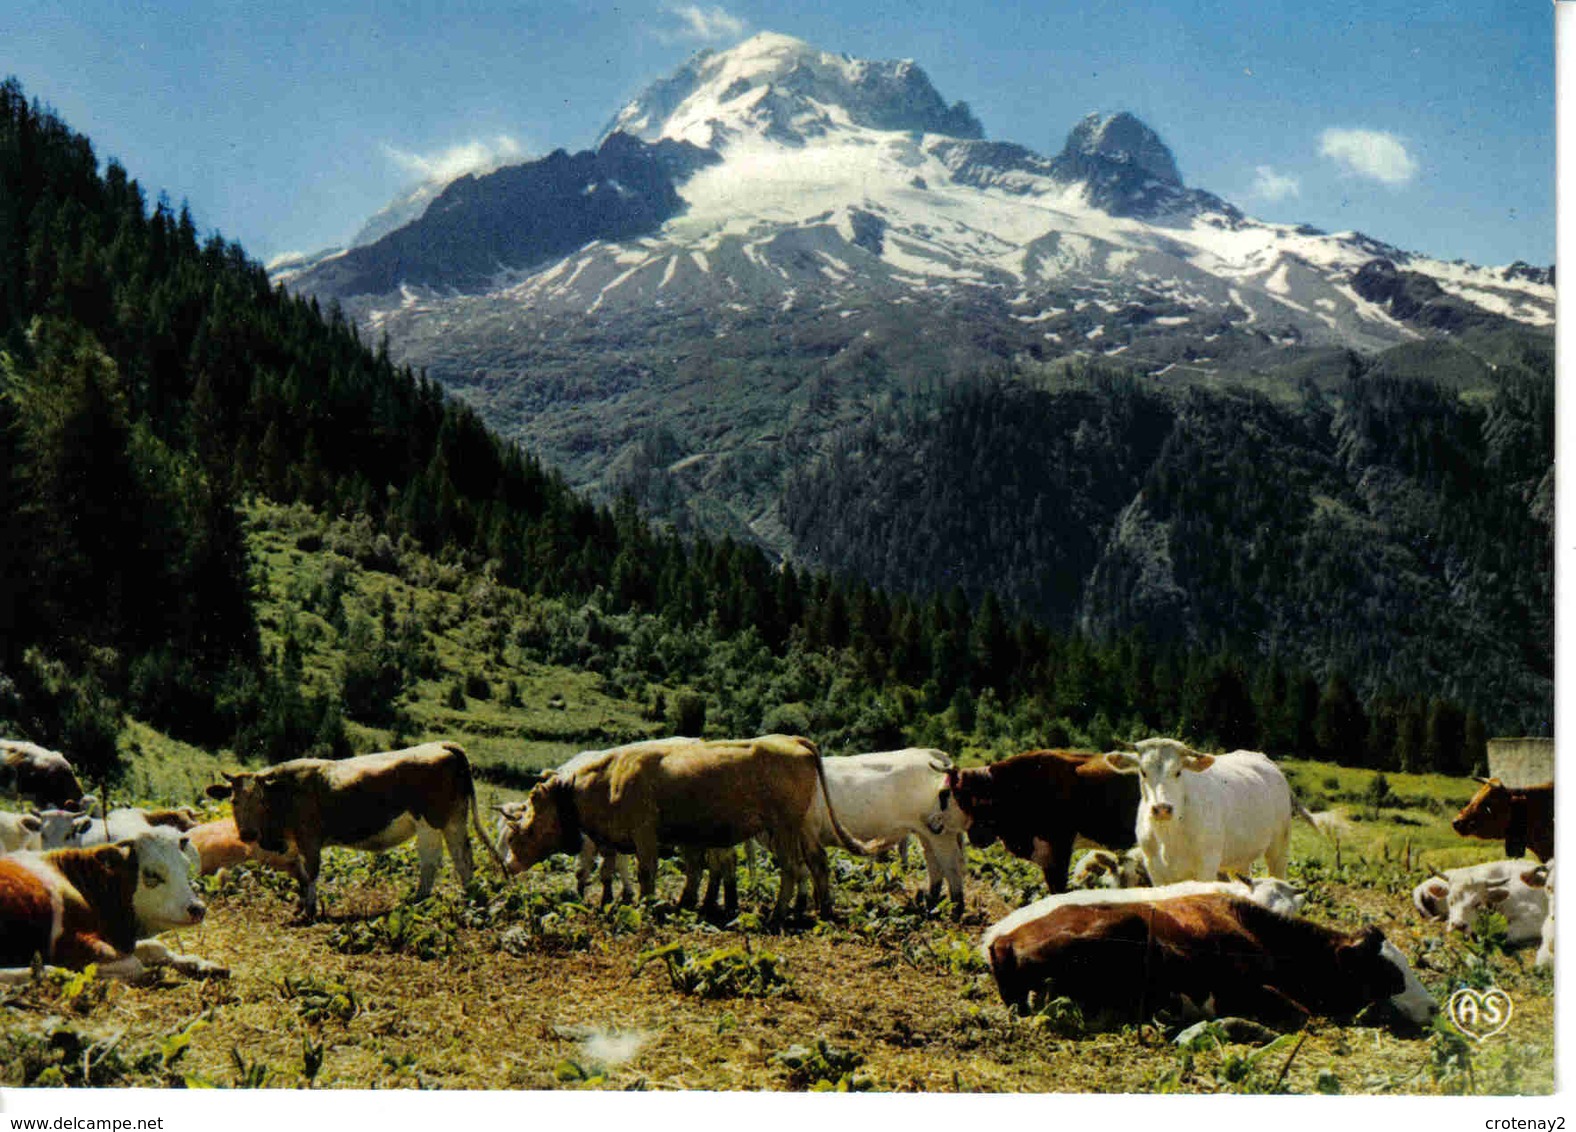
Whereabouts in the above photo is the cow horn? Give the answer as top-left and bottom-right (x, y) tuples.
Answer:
(1228, 871), (1251, 886)
(1427, 864), (1448, 881)
(1472, 775), (1492, 785)
(1485, 877), (1510, 888)
(929, 758), (951, 774)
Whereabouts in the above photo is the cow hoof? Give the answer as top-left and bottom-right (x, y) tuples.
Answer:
(194, 961), (230, 980)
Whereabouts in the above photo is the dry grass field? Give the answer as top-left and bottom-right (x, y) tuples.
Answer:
(0, 784), (1554, 1095)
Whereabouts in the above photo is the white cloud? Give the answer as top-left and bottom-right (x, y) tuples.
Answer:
(1249, 165), (1300, 202)
(658, 4), (747, 44)
(383, 135), (528, 185)
(1318, 128), (1418, 187)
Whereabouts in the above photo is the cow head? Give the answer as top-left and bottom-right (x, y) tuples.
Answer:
(1100, 738), (1215, 825)
(1444, 869), (1546, 935)
(942, 767), (997, 847)
(1413, 872), (1451, 920)
(34, 806), (96, 849)
(496, 779), (580, 874)
(207, 772), (293, 854)
(1452, 778), (1511, 839)
(128, 829), (208, 933)
(1332, 925), (1406, 1010)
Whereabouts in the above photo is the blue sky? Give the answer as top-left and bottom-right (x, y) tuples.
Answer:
(0, 1), (1554, 267)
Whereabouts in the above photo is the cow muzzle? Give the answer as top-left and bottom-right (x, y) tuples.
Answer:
(187, 901), (208, 924)
(1149, 803), (1175, 822)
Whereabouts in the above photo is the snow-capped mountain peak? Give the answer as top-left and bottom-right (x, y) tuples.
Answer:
(601, 31), (982, 150)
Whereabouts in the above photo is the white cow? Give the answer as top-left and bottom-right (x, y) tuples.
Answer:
(0, 830), (226, 983)
(801, 748), (969, 915)
(1100, 738), (1316, 884)
(0, 811), (43, 853)
(1417, 861), (1549, 946)
(1535, 861), (1554, 969)
(1412, 859), (1534, 920)
(981, 876), (1308, 953)
(37, 804), (202, 871)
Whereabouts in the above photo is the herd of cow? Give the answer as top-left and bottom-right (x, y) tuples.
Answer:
(0, 731), (1557, 1044)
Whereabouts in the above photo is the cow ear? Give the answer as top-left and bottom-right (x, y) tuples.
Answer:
(20, 815), (40, 833)
(1359, 925), (1385, 956)
(205, 782), (233, 800)
(1425, 879), (1449, 899)
(1101, 751), (1140, 774)
(1182, 753), (1215, 772)
(1523, 867), (1549, 889)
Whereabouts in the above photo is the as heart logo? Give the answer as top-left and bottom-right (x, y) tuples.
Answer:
(1447, 987), (1514, 1040)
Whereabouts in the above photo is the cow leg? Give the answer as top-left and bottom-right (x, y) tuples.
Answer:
(916, 832), (946, 906)
(767, 835), (800, 924)
(613, 854), (635, 903)
(677, 847), (704, 909)
(721, 850), (739, 919)
(897, 835), (911, 870)
(297, 846), (323, 920)
(807, 842), (833, 919)
(414, 824), (446, 900)
(573, 838), (596, 899)
(1039, 831), (1076, 894)
(1266, 824), (1290, 878)
(924, 831), (966, 918)
(133, 939), (228, 980)
(633, 830), (661, 904)
(598, 854), (617, 904)
(444, 814), (475, 889)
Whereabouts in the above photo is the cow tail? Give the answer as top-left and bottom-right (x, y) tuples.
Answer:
(453, 745), (507, 875)
(808, 742), (883, 857)
(1290, 790), (1329, 840)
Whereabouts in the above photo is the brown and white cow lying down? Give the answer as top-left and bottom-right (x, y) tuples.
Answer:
(983, 890), (1436, 1029)
(207, 741), (502, 920)
(498, 735), (881, 921)
(0, 830), (227, 983)
(187, 816), (306, 881)
(1, 739), (86, 810)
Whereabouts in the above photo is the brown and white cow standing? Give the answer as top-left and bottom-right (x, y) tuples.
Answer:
(207, 741), (502, 920)
(943, 750), (1140, 893)
(1, 739), (86, 810)
(1452, 777), (1554, 862)
(0, 830), (227, 983)
(982, 891), (1436, 1028)
(498, 735), (880, 921)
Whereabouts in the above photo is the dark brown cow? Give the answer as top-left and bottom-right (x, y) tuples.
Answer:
(206, 741), (503, 920)
(1453, 778), (1554, 862)
(1, 740), (85, 809)
(983, 892), (1435, 1028)
(943, 750), (1140, 893)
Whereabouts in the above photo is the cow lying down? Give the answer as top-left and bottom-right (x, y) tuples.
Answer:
(982, 887), (1436, 1030)
(1412, 860), (1549, 946)
(0, 830), (227, 984)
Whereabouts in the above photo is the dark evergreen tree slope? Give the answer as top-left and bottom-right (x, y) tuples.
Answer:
(784, 364), (1552, 733)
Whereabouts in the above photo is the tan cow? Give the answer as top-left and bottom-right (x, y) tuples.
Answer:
(498, 735), (878, 920)
(206, 741), (502, 920)
(188, 816), (307, 881)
